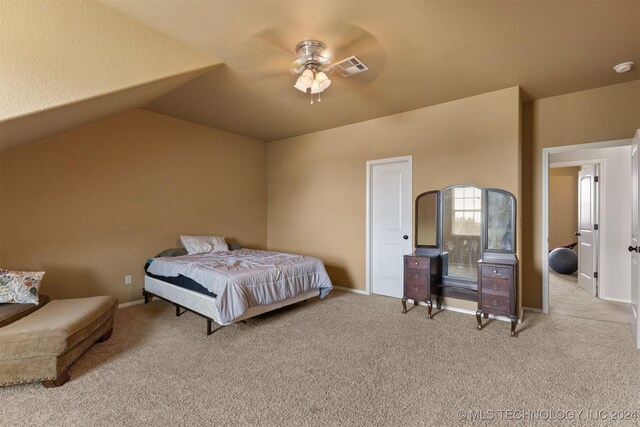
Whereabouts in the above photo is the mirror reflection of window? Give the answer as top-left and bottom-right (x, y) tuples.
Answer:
(487, 191), (513, 251)
(442, 186), (483, 281)
(416, 192), (438, 246)
(453, 187), (482, 235)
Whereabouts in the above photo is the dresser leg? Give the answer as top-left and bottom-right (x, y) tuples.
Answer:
(476, 310), (483, 330)
(436, 295), (442, 309)
(401, 298), (407, 314)
(427, 300), (433, 319)
(483, 313), (489, 319)
(510, 316), (518, 337)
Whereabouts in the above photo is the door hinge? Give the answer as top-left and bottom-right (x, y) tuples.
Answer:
(594, 271), (598, 279)
(594, 176), (599, 183)
(594, 224), (599, 231)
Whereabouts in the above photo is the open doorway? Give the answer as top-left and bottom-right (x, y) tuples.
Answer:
(542, 139), (633, 323)
(548, 163), (628, 322)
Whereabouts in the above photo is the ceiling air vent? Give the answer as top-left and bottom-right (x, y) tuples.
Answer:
(332, 56), (369, 77)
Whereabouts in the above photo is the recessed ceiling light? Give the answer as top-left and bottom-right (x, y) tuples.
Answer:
(613, 61), (634, 73)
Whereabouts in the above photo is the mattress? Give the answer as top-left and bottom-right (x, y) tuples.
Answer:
(146, 249), (333, 324)
(144, 261), (215, 297)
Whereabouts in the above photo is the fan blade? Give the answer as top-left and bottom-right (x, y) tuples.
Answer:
(322, 23), (387, 90)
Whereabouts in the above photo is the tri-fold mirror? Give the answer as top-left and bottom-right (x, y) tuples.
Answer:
(415, 185), (516, 284)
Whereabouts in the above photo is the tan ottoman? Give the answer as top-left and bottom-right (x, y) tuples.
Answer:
(0, 296), (118, 388)
(0, 295), (50, 328)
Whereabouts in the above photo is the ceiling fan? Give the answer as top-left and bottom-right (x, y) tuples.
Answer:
(241, 23), (384, 104)
(290, 39), (369, 104)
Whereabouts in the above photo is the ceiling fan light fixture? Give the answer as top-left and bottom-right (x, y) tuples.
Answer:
(300, 69), (314, 87)
(294, 69), (315, 92)
(294, 77), (308, 92)
(291, 39), (335, 102)
(310, 79), (322, 94)
(315, 71), (331, 91)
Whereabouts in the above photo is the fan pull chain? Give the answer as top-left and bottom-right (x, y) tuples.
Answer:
(318, 93), (322, 103)
(310, 92), (313, 104)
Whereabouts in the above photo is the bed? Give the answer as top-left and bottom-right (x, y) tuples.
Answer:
(143, 247), (333, 334)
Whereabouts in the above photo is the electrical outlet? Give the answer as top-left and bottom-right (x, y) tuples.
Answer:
(125, 275), (132, 285)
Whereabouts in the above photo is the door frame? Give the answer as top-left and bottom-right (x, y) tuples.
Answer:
(549, 160), (601, 297)
(542, 138), (632, 313)
(365, 155), (413, 295)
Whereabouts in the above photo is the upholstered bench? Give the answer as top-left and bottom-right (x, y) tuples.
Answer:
(0, 296), (118, 388)
(0, 295), (50, 328)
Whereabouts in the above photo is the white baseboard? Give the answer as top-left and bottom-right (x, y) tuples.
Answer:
(118, 299), (145, 309)
(333, 285), (369, 295)
(600, 296), (632, 304)
(523, 306), (544, 313)
(410, 300), (519, 323)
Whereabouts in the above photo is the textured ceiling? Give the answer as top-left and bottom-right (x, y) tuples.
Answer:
(0, 0), (220, 149)
(103, 0), (640, 142)
(2, 1), (638, 148)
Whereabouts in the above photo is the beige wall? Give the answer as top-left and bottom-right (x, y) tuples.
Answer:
(522, 80), (640, 308)
(0, 109), (267, 303)
(548, 167), (579, 250)
(268, 87), (521, 303)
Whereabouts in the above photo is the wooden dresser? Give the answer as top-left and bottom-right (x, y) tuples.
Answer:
(476, 258), (518, 336)
(402, 253), (441, 318)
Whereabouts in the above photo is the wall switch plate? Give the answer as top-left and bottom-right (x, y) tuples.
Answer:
(125, 275), (132, 285)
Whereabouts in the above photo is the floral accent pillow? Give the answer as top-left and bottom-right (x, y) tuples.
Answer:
(0, 269), (44, 304)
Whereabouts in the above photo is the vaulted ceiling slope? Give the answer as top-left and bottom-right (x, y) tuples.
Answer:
(0, 0), (221, 149)
(105, 0), (639, 142)
(1, 1), (638, 149)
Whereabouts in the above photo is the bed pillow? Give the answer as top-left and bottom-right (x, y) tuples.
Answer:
(180, 235), (229, 255)
(0, 269), (44, 304)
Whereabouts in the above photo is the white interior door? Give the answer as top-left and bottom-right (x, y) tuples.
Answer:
(371, 158), (412, 298)
(577, 164), (598, 296)
(630, 131), (639, 348)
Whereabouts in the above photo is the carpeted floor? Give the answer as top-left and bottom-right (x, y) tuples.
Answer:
(549, 270), (631, 324)
(1, 291), (639, 426)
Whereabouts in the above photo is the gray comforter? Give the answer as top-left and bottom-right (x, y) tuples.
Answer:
(147, 249), (333, 324)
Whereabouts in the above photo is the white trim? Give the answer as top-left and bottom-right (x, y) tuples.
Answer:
(523, 306), (544, 313)
(409, 300), (520, 323)
(365, 155), (413, 296)
(542, 138), (632, 315)
(600, 296), (632, 304)
(118, 299), (145, 308)
(334, 285), (369, 295)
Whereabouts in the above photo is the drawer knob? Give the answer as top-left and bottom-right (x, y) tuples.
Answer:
(493, 269), (497, 274)
(415, 261), (419, 265)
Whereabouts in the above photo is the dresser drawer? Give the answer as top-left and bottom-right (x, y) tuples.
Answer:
(481, 294), (511, 315)
(405, 269), (428, 300)
(481, 278), (511, 296)
(480, 265), (512, 279)
(405, 281), (428, 301)
(406, 257), (428, 270)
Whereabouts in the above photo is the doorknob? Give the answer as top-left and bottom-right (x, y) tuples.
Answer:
(630, 246), (639, 253)
(403, 235), (409, 240)
(574, 232), (581, 237)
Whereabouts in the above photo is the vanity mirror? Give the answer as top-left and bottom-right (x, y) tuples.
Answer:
(441, 185), (483, 281)
(415, 191), (439, 248)
(486, 189), (516, 253)
(405, 184), (518, 335)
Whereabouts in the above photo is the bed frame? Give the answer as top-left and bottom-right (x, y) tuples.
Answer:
(143, 276), (320, 335)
